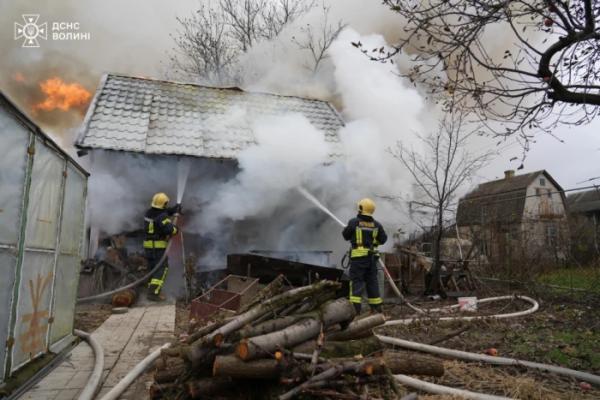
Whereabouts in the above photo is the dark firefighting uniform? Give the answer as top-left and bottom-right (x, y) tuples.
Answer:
(342, 214), (387, 312)
(144, 207), (178, 296)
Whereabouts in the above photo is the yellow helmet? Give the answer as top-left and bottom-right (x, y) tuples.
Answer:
(151, 193), (170, 209)
(358, 198), (375, 216)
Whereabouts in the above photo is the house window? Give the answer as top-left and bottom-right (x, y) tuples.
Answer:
(547, 189), (552, 199)
(536, 188), (541, 197)
(540, 178), (546, 186)
(546, 224), (557, 247)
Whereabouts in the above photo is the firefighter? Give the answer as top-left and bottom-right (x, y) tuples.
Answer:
(144, 192), (180, 301)
(342, 198), (387, 314)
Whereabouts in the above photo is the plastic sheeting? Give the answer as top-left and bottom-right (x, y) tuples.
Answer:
(0, 113), (28, 245)
(23, 139), (65, 250)
(11, 251), (55, 370)
(0, 250), (18, 381)
(50, 166), (86, 345)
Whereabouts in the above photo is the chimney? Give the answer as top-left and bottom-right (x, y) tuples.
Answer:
(504, 170), (515, 179)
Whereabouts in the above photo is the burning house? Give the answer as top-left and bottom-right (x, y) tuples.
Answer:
(0, 91), (88, 383)
(75, 73), (346, 293)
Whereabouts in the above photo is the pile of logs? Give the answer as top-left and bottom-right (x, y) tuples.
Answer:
(151, 278), (443, 399)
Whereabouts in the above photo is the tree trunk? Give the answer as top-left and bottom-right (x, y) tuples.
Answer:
(294, 336), (383, 359)
(326, 314), (386, 341)
(234, 315), (303, 340)
(212, 355), (287, 379)
(237, 298), (355, 361)
(370, 351), (444, 377)
(199, 280), (340, 348)
(428, 208), (444, 295)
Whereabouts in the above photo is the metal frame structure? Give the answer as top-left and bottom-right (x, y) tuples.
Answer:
(0, 92), (88, 383)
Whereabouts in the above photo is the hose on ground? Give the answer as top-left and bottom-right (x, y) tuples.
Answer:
(73, 329), (104, 400)
(77, 215), (180, 303)
(384, 295), (539, 326)
(393, 374), (513, 400)
(377, 334), (600, 386)
(98, 343), (171, 400)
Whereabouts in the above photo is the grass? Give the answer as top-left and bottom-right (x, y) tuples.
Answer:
(537, 266), (600, 294)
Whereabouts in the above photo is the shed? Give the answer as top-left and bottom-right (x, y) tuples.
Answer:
(75, 73), (344, 158)
(0, 92), (88, 383)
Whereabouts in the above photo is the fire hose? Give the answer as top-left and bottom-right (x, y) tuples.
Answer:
(77, 214), (180, 303)
(73, 329), (104, 400)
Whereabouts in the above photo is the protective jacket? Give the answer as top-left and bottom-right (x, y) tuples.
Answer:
(143, 207), (178, 250)
(342, 214), (388, 259)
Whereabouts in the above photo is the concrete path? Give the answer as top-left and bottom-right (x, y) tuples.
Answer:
(19, 303), (175, 400)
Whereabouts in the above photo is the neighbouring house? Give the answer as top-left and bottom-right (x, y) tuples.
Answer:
(567, 188), (600, 221)
(0, 92), (88, 383)
(456, 170), (569, 266)
(566, 188), (600, 261)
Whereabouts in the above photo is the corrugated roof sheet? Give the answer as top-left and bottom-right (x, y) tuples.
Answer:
(75, 73), (344, 159)
(456, 170), (562, 226)
(567, 188), (600, 214)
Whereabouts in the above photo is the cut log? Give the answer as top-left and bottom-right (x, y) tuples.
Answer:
(326, 314), (386, 341)
(235, 315), (303, 340)
(370, 351), (444, 377)
(213, 355), (287, 379)
(294, 336), (384, 359)
(185, 320), (221, 344)
(237, 298), (355, 361)
(186, 377), (232, 399)
(197, 280), (340, 350)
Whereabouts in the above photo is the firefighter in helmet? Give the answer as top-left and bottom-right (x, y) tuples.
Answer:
(144, 193), (181, 300)
(342, 198), (387, 314)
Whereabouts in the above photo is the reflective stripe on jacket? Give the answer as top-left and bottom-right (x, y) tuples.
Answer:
(342, 214), (387, 259)
(143, 208), (178, 249)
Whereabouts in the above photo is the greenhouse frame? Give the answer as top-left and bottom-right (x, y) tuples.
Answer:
(0, 92), (88, 383)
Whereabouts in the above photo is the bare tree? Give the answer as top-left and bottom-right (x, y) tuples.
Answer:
(292, 3), (346, 73)
(391, 113), (494, 295)
(169, 6), (238, 83)
(368, 1), (600, 140)
(169, 0), (315, 84)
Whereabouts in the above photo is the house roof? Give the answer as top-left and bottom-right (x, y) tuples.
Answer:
(456, 170), (563, 226)
(0, 91), (88, 176)
(75, 73), (344, 159)
(567, 188), (600, 214)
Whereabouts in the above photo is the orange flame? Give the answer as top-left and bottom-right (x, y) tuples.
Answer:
(33, 77), (91, 112)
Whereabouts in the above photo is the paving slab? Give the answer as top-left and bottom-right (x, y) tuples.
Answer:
(19, 303), (175, 400)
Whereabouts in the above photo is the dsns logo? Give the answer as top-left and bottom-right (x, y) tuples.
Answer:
(14, 14), (47, 48)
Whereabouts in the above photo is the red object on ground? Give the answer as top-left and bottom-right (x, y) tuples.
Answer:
(544, 18), (554, 27)
(484, 348), (498, 356)
(580, 382), (592, 391)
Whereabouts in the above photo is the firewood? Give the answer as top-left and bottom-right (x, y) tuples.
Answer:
(326, 314), (386, 341)
(184, 320), (221, 344)
(212, 355), (288, 379)
(294, 336), (384, 358)
(370, 351), (444, 377)
(237, 298), (355, 361)
(186, 377), (233, 399)
(200, 280), (340, 348)
(235, 315), (303, 340)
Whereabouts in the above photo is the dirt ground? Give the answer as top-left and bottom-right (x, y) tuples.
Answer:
(73, 303), (113, 332)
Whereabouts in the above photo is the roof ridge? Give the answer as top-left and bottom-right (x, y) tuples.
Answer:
(105, 72), (330, 104)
